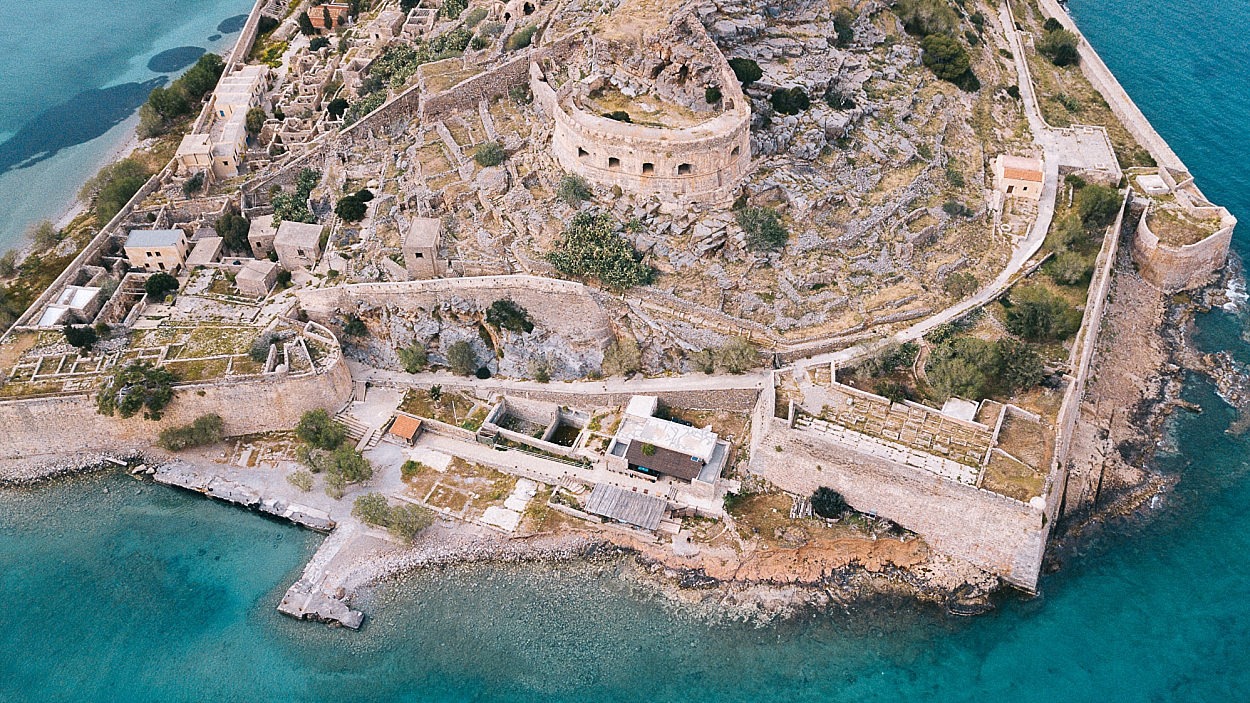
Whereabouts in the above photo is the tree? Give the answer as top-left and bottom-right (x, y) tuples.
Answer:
(920, 34), (971, 83)
(29, 220), (60, 249)
(1049, 251), (1092, 285)
(770, 87), (810, 115)
(811, 487), (849, 519)
(82, 158), (151, 223)
(322, 7), (333, 29)
(926, 337), (996, 401)
(398, 341), (428, 373)
(446, 340), (478, 376)
(63, 324), (97, 351)
(309, 36), (331, 51)
(546, 211), (652, 290)
(326, 96), (349, 120)
(1037, 28), (1080, 67)
(387, 503), (434, 540)
(994, 338), (1044, 393)
(335, 195), (367, 221)
(355, 189), (374, 202)
(298, 11), (316, 35)
(1042, 17), (1064, 33)
(182, 171), (205, 197)
(148, 86), (190, 120)
(1004, 285), (1082, 341)
(556, 174), (592, 206)
(215, 212), (251, 252)
(245, 107), (267, 136)
(736, 206), (789, 251)
(96, 362), (177, 420)
(145, 272), (179, 299)
(1076, 184), (1121, 229)
(832, 8), (856, 48)
(485, 299), (535, 333)
(0, 251), (17, 277)
(296, 408), (348, 450)
(716, 337), (759, 374)
(330, 445), (373, 483)
(353, 492), (391, 526)
(178, 54), (226, 98)
(690, 348), (716, 374)
(892, 0), (958, 36)
(602, 336), (641, 377)
(287, 469), (314, 492)
(728, 57), (762, 85)
(158, 414), (225, 451)
(473, 141), (506, 167)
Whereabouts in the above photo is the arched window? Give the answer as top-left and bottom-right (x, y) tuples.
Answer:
(642, 162), (655, 174)
(677, 163), (693, 175)
(608, 157), (621, 168)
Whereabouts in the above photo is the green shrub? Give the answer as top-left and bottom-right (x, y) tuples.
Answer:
(296, 409), (348, 450)
(158, 414), (224, 451)
(215, 212), (251, 251)
(943, 271), (978, 298)
(892, 0), (958, 36)
(994, 338), (1044, 393)
(690, 348), (716, 374)
(1048, 251), (1092, 285)
(769, 87), (810, 115)
(353, 492), (392, 526)
(920, 34), (977, 90)
(736, 206), (789, 251)
(832, 8), (856, 47)
(1076, 184), (1121, 228)
(556, 174), (592, 206)
(473, 141), (507, 166)
(727, 57), (762, 85)
(342, 315), (367, 336)
(400, 460), (425, 479)
(387, 503), (435, 540)
(943, 200), (973, 217)
(398, 341), (428, 373)
(96, 362), (177, 420)
(442, 0), (468, 19)
(505, 24), (537, 51)
(182, 172), (205, 197)
(246, 106), (267, 136)
(447, 340), (478, 376)
(485, 298), (535, 333)
(465, 7), (488, 26)
(81, 158), (152, 223)
(705, 85), (722, 103)
(63, 324), (97, 350)
(326, 96), (349, 120)
(602, 336), (642, 377)
(335, 194), (367, 221)
(144, 273), (179, 299)
(716, 337), (759, 374)
(287, 469), (314, 492)
(811, 486), (849, 518)
(546, 211), (653, 289)
(1037, 27), (1080, 66)
(1004, 285), (1082, 341)
(309, 36), (331, 51)
(602, 110), (631, 123)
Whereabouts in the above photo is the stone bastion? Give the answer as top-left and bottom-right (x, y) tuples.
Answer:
(531, 14), (751, 206)
(1130, 169), (1237, 292)
(0, 322), (353, 466)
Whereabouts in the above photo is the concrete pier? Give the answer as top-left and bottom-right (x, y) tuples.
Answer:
(151, 462), (336, 532)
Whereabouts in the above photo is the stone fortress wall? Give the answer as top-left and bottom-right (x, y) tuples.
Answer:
(0, 327), (353, 465)
(530, 14), (752, 205)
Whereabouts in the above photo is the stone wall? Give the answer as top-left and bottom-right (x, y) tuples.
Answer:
(752, 415), (1048, 590)
(0, 352), (353, 464)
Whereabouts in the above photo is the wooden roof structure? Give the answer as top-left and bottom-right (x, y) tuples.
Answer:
(387, 413), (423, 443)
(584, 483), (667, 531)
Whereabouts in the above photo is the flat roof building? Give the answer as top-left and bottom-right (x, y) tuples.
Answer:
(234, 259), (280, 298)
(606, 395), (729, 485)
(274, 221), (324, 271)
(124, 229), (189, 274)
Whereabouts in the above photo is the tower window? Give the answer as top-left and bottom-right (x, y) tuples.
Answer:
(677, 163), (693, 175)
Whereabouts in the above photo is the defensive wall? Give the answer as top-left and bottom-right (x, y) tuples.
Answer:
(1129, 167), (1237, 292)
(530, 15), (751, 206)
(0, 340), (352, 465)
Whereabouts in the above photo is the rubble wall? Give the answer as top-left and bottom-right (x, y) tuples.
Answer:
(752, 417), (1047, 590)
(0, 353), (353, 463)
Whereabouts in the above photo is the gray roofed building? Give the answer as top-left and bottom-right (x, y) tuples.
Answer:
(584, 483), (667, 531)
(274, 221), (324, 271)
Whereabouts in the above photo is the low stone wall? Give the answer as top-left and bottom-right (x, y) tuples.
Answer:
(752, 416), (1047, 590)
(0, 354), (353, 464)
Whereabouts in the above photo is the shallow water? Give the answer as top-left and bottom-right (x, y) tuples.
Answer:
(3, 0), (1250, 700)
(0, 0), (252, 252)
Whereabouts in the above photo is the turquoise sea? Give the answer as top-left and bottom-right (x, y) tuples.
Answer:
(3, 0), (1250, 700)
(0, 0), (253, 252)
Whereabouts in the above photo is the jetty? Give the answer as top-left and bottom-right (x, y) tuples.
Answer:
(150, 461), (364, 629)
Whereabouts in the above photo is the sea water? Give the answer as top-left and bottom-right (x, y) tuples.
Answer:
(0, 0), (253, 252)
(3, 0), (1250, 700)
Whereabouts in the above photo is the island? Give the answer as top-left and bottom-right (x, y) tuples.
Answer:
(0, 0), (1235, 623)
